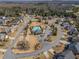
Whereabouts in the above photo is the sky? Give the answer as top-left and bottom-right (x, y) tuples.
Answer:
(0, 0), (52, 1)
(0, 0), (79, 1)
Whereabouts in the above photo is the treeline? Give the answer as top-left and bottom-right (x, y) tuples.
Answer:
(0, 7), (22, 17)
(0, 4), (77, 18)
(25, 6), (76, 18)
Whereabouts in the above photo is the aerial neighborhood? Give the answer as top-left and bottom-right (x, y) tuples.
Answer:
(0, 1), (78, 59)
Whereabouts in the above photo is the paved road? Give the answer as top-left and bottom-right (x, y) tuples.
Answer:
(3, 16), (30, 59)
(3, 48), (16, 59)
(3, 17), (64, 59)
(16, 21), (64, 58)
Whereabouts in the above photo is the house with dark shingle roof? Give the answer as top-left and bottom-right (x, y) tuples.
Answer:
(53, 50), (75, 59)
(65, 42), (79, 54)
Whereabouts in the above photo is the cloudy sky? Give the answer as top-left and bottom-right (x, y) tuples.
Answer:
(0, 0), (52, 1)
(0, 0), (79, 1)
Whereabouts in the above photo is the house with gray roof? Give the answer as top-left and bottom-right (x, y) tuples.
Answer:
(75, 43), (79, 54)
(65, 42), (79, 54)
(0, 32), (6, 41)
(53, 50), (75, 59)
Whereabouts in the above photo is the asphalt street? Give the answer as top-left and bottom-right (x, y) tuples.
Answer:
(3, 17), (64, 59)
